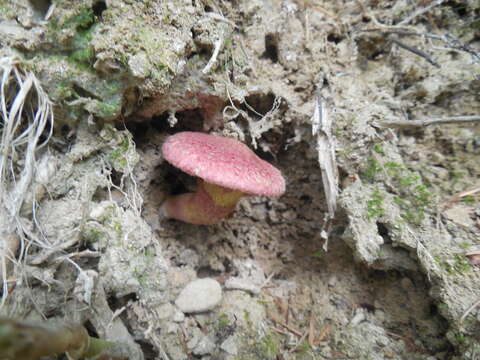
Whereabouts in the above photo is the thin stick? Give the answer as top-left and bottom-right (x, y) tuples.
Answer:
(360, 29), (480, 63)
(289, 331), (309, 353)
(269, 313), (303, 337)
(441, 186), (480, 210)
(270, 325), (289, 336)
(460, 298), (480, 323)
(381, 115), (480, 128)
(397, 0), (445, 26)
(391, 37), (440, 68)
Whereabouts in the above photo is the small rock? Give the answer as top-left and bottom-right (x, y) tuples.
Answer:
(187, 328), (203, 350)
(444, 205), (474, 228)
(220, 335), (238, 355)
(172, 310), (185, 323)
(166, 322), (178, 334)
(193, 335), (216, 356)
(175, 278), (222, 313)
(224, 277), (260, 295)
(350, 308), (366, 326)
(156, 303), (174, 320)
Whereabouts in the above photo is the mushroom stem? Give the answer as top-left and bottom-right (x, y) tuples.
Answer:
(161, 179), (244, 225)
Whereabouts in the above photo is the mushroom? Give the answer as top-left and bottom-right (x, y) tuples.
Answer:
(161, 131), (285, 225)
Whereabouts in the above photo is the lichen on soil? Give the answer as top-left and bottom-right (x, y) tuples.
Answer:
(0, 0), (479, 359)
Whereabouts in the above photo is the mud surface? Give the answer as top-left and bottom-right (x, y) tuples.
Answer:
(1, 0), (479, 359)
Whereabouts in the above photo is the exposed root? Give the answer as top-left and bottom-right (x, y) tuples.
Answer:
(0, 56), (54, 307)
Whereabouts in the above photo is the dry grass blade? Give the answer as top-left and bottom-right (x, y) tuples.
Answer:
(0, 56), (54, 308)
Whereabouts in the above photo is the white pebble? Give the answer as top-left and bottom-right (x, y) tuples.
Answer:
(175, 278), (222, 313)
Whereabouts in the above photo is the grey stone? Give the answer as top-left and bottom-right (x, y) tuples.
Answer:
(175, 278), (222, 313)
(220, 335), (238, 356)
(193, 335), (216, 356)
(156, 303), (174, 320)
(187, 328), (203, 350)
(172, 310), (185, 323)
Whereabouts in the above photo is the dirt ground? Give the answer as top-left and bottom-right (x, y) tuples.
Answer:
(0, 0), (479, 359)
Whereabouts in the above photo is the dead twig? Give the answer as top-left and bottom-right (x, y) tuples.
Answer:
(460, 298), (480, 323)
(268, 311), (303, 337)
(308, 313), (315, 348)
(361, 29), (480, 63)
(390, 37), (440, 68)
(380, 115), (480, 128)
(440, 186), (480, 210)
(289, 331), (309, 353)
(270, 325), (289, 336)
(314, 323), (331, 345)
(397, 0), (445, 26)
(294, 0), (338, 20)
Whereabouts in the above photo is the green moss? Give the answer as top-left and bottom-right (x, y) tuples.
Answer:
(83, 228), (105, 243)
(243, 309), (253, 330)
(51, 81), (75, 102)
(367, 189), (385, 220)
(450, 169), (467, 185)
(361, 158), (382, 182)
(297, 340), (312, 355)
(112, 221), (123, 238)
(217, 313), (230, 328)
(69, 26), (96, 67)
(373, 143), (385, 155)
(463, 195), (476, 205)
(258, 333), (280, 358)
(107, 135), (130, 169)
(440, 254), (472, 275)
(96, 101), (119, 118)
(366, 153), (433, 225)
(0, 4), (16, 19)
(63, 7), (95, 30)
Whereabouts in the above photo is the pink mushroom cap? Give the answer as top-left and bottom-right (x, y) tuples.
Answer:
(162, 132), (285, 197)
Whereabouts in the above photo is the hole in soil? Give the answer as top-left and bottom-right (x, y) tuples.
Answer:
(244, 92), (276, 118)
(223, 258), (234, 274)
(28, 0), (52, 20)
(125, 121), (150, 142)
(376, 222), (392, 244)
(445, 0), (467, 16)
(72, 83), (101, 100)
(263, 33), (279, 63)
(174, 109), (205, 132)
(149, 111), (171, 133)
(107, 292), (137, 311)
(356, 36), (389, 60)
(138, 340), (159, 359)
(359, 302), (376, 313)
(163, 164), (194, 195)
(327, 32), (344, 44)
(92, 0), (107, 17)
(60, 124), (71, 137)
(197, 265), (222, 278)
(83, 319), (99, 337)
